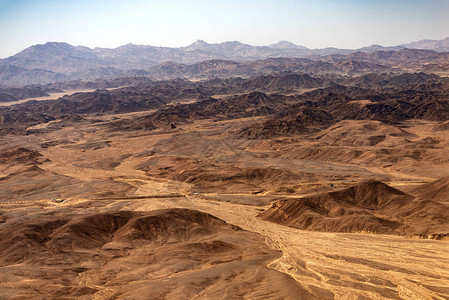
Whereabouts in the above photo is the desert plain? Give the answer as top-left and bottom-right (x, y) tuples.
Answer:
(1, 43), (449, 299)
(0, 93), (448, 299)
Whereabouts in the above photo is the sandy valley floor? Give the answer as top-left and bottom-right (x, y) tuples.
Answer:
(0, 112), (448, 299)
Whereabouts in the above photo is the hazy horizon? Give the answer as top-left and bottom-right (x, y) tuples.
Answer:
(1, 0), (449, 58)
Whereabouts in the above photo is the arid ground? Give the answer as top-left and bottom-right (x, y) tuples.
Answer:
(1, 102), (448, 299)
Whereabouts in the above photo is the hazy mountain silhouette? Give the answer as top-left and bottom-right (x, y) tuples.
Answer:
(1, 37), (449, 86)
(401, 37), (449, 52)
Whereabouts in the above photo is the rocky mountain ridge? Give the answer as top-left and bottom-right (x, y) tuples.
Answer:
(1, 37), (449, 86)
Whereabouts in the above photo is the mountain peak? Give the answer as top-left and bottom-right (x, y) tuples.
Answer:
(269, 41), (308, 50)
(184, 40), (248, 51)
(44, 41), (71, 47)
(401, 36), (449, 52)
(194, 39), (208, 45)
(191, 40), (210, 47)
(183, 40), (212, 51)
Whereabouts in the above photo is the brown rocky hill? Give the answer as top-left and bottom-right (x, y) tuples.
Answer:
(259, 180), (449, 236)
(0, 86), (51, 102)
(334, 60), (389, 74)
(0, 147), (45, 165)
(408, 177), (449, 202)
(239, 107), (333, 139)
(110, 92), (288, 131)
(0, 208), (310, 299)
(2, 72), (449, 137)
(332, 49), (449, 69)
(237, 73), (326, 92)
(238, 78), (449, 140)
(343, 72), (443, 89)
(432, 120), (449, 131)
(313, 120), (415, 146)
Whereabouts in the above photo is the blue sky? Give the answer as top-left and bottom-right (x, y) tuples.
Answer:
(0, 0), (448, 58)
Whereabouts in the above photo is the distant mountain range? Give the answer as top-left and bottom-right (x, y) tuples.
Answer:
(0, 37), (448, 86)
